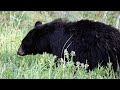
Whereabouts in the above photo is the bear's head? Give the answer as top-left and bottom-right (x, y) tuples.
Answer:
(17, 21), (52, 56)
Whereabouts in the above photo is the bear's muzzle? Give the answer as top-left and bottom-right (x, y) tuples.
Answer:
(17, 45), (25, 56)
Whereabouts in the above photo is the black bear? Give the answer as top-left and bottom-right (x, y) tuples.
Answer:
(17, 18), (120, 71)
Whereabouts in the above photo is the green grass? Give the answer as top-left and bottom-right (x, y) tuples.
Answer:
(0, 11), (120, 79)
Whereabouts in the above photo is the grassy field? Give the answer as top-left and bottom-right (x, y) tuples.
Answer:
(0, 11), (120, 79)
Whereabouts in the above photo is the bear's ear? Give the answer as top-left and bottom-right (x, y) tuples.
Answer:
(34, 21), (42, 27)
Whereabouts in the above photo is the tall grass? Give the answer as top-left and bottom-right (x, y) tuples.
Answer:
(0, 11), (120, 79)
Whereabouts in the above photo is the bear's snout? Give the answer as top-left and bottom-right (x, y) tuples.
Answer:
(17, 45), (25, 56)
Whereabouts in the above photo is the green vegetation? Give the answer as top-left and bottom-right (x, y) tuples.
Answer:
(0, 11), (120, 79)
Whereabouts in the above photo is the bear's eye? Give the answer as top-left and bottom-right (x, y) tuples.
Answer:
(22, 37), (33, 46)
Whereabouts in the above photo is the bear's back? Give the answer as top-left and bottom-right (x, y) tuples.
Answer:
(65, 19), (119, 34)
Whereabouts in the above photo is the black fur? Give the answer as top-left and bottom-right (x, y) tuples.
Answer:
(17, 18), (120, 71)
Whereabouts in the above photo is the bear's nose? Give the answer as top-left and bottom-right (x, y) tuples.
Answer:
(17, 46), (25, 56)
